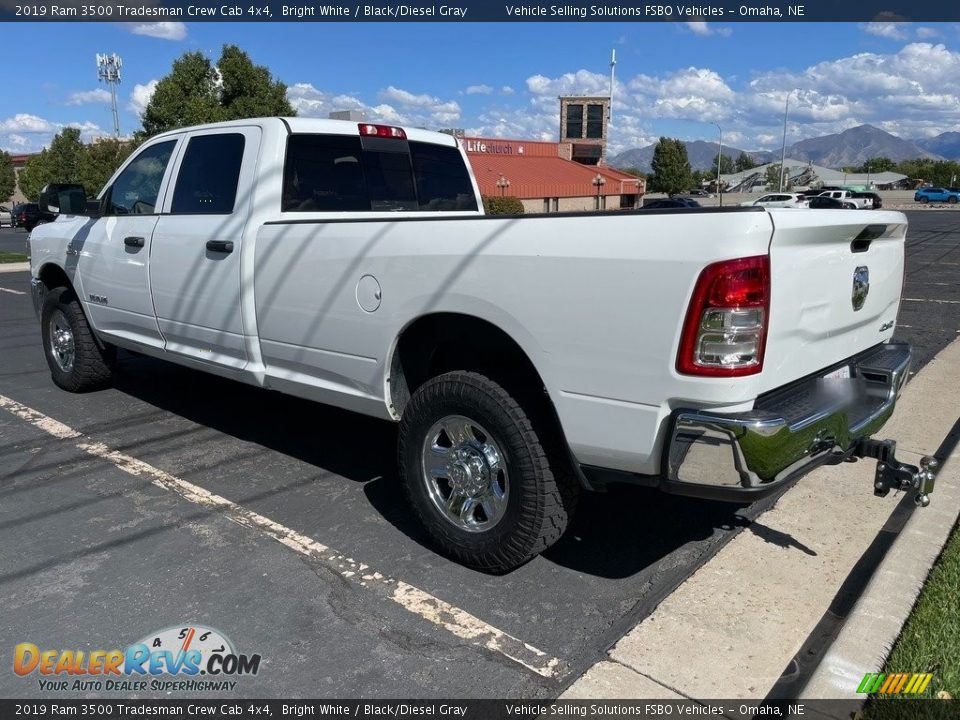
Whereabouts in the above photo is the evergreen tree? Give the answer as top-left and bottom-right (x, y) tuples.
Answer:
(0, 150), (15, 202)
(650, 138), (693, 195)
(734, 152), (757, 173)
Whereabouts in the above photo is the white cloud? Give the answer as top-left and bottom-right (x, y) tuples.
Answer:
(128, 80), (158, 117)
(0, 115), (108, 153)
(684, 22), (732, 37)
(915, 27), (941, 39)
(67, 89), (112, 106)
(0, 114), (57, 133)
(273, 41), (960, 157)
(627, 67), (734, 122)
(5, 134), (30, 148)
(465, 84), (493, 95)
(378, 86), (461, 124)
(124, 22), (187, 41)
(861, 22), (908, 40)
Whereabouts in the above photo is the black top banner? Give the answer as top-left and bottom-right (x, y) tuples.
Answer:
(2, 0), (960, 22)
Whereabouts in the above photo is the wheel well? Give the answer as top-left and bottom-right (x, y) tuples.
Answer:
(390, 313), (548, 418)
(38, 263), (72, 292)
(36, 263), (74, 309)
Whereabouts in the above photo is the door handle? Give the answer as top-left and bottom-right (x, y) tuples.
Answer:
(124, 236), (145, 248)
(206, 240), (234, 254)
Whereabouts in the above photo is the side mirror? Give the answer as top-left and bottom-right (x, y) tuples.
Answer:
(39, 183), (94, 216)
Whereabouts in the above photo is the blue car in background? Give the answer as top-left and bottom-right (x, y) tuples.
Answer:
(914, 187), (960, 204)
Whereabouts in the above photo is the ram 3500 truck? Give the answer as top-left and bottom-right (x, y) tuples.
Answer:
(28, 118), (937, 572)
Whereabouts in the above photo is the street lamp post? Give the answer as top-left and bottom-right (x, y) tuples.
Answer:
(592, 173), (606, 211)
(711, 122), (723, 207)
(496, 175), (510, 197)
(779, 90), (794, 192)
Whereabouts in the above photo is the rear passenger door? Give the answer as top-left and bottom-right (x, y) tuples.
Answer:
(149, 126), (261, 369)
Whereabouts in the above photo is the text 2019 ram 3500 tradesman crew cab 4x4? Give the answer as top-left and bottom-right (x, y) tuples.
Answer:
(28, 118), (937, 571)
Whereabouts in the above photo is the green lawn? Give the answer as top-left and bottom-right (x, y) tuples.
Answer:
(0, 251), (28, 263)
(864, 517), (960, 718)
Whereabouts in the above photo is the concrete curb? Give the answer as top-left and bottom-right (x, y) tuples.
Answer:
(799, 454), (960, 707)
(0, 262), (29, 274)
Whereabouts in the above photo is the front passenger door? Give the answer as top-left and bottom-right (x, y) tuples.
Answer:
(76, 137), (180, 348)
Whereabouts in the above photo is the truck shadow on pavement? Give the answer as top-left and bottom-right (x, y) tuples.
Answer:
(111, 353), (814, 580)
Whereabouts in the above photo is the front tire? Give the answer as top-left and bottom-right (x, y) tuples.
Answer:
(398, 371), (575, 573)
(949, 196), (958, 204)
(41, 287), (115, 392)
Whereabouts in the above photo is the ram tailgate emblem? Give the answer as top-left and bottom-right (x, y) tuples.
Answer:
(852, 266), (869, 311)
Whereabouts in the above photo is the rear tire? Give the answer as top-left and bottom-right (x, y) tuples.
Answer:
(41, 287), (115, 392)
(398, 371), (576, 573)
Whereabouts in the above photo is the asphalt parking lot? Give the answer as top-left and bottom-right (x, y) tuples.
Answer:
(0, 211), (958, 699)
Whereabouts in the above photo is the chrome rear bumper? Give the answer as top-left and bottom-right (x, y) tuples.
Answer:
(663, 341), (912, 501)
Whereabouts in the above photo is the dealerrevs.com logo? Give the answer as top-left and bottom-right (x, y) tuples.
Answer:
(14, 625), (261, 692)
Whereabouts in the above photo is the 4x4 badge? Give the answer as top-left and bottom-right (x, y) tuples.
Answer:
(852, 266), (869, 311)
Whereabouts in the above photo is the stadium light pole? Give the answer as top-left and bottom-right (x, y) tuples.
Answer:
(96, 53), (122, 138)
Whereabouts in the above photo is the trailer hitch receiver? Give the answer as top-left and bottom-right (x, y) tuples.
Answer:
(854, 439), (938, 507)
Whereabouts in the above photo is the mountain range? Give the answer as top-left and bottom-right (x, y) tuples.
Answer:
(610, 124), (958, 173)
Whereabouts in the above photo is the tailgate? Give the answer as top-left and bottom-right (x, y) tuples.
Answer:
(761, 209), (907, 394)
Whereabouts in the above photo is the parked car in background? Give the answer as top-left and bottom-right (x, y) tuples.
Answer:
(853, 191), (882, 209)
(807, 196), (856, 209)
(641, 197), (702, 209)
(740, 193), (808, 209)
(685, 189), (713, 197)
(914, 187), (960, 204)
(0, 205), (12, 227)
(14, 203), (56, 232)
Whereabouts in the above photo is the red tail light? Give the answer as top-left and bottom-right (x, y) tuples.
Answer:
(358, 123), (407, 139)
(677, 255), (770, 377)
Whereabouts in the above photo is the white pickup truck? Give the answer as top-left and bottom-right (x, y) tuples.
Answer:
(27, 117), (936, 572)
(818, 190), (872, 209)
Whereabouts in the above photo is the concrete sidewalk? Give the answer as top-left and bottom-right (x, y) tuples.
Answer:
(561, 337), (960, 701)
(0, 262), (29, 273)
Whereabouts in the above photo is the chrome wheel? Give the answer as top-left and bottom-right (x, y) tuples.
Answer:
(421, 414), (509, 533)
(48, 309), (75, 372)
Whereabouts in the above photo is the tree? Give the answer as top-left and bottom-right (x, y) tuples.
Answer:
(141, 45), (294, 137)
(80, 139), (135, 196)
(857, 156), (895, 174)
(711, 153), (733, 176)
(650, 138), (693, 195)
(765, 163), (790, 190)
(0, 151), (15, 202)
(16, 129), (135, 201)
(735, 152), (757, 173)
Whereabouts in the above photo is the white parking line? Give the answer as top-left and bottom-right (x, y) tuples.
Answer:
(0, 393), (564, 679)
(0, 287), (26, 295)
(903, 297), (960, 304)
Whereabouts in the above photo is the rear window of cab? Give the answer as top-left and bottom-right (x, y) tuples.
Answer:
(282, 134), (478, 213)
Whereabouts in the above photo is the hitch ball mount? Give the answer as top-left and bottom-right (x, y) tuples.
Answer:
(854, 438), (938, 507)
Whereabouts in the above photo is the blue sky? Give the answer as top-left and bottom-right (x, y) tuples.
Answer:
(3, 20), (960, 156)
